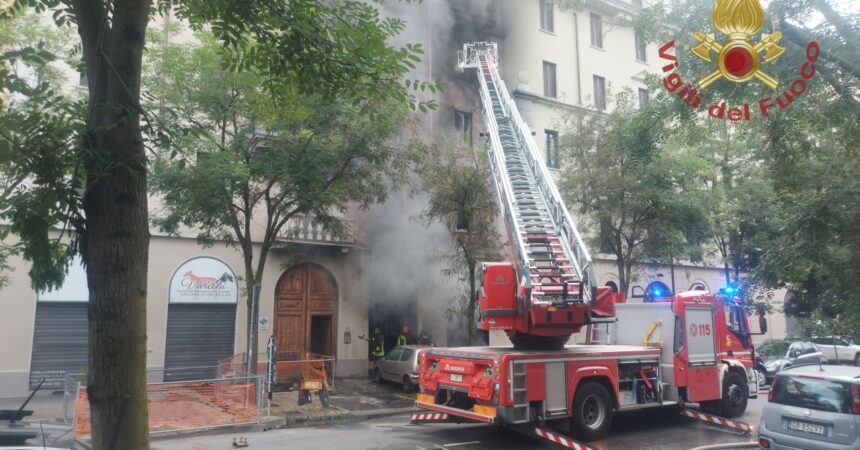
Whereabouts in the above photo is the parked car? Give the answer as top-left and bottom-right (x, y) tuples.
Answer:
(755, 349), (768, 388)
(812, 337), (860, 366)
(372, 345), (423, 392)
(758, 364), (860, 449)
(763, 341), (828, 385)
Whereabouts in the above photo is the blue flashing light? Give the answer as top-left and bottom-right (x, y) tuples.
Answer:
(653, 289), (662, 297)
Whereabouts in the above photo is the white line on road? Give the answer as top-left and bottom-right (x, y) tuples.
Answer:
(442, 441), (482, 448)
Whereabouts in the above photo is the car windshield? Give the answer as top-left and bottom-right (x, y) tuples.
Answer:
(771, 375), (853, 414)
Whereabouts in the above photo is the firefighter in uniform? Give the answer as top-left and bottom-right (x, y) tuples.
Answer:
(371, 328), (385, 361)
(397, 325), (409, 346)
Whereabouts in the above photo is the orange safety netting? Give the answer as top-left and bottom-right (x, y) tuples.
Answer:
(73, 382), (258, 436)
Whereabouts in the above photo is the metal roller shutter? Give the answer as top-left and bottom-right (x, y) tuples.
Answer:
(29, 302), (89, 389)
(164, 303), (237, 381)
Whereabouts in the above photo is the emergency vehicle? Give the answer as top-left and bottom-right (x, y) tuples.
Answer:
(413, 43), (763, 446)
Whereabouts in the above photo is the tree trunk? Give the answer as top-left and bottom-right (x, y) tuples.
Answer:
(76, 1), (152, 447)
(467, 263), (477, 345)
(242, 242), (258, 374)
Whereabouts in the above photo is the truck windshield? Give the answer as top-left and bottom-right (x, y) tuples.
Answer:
(723, 303), (746, 335)
(771, 375), (852, 414)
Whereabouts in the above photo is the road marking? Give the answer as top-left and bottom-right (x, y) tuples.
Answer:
(442, 441), (482, 447)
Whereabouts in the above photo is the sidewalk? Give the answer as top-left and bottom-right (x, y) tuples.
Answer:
(2, 376), (416, 447)
(0, 390), (69, 424)
(268, 376), (418, 425)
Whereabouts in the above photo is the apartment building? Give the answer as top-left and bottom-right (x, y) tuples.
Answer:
(0, 0), (789, 397)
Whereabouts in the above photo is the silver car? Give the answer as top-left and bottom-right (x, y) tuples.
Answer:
(758, 364), (860, 449)
(372, 345), (422, 392)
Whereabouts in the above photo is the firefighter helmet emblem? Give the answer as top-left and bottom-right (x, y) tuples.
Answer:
(692, 0), (785, 89)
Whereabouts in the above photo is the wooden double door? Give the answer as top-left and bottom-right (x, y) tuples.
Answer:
(274, 263), (338, 357)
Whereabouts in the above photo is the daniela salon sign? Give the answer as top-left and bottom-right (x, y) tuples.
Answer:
(169, 256), (238, 304)
(660, 0), (819, 120)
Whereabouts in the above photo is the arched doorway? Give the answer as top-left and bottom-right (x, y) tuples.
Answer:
(274, 263), (338, 356)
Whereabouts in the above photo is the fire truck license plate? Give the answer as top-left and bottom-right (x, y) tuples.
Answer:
(788, 420), (824, 435)
(450, 374), (463, 382)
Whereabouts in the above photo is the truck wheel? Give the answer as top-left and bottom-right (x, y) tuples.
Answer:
(372, 368), (383, 384)
(720, 371), (748, 418)
(510, 334), (568, 350)
(570, 382), (614, 442)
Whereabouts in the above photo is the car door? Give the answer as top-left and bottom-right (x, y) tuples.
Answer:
(397, 348), (414, 380)
(797, 343), (823, 365)
(382, 347), (403, 381)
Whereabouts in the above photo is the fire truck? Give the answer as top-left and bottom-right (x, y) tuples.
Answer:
(413, 43), (763, 446)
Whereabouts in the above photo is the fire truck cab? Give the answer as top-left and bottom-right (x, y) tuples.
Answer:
(417, 289), (760, 441)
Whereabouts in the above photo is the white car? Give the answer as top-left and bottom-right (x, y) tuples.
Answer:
(812, 337), (860, 366)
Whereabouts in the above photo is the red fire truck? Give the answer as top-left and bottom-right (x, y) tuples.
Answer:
(412, 43), (764, 445)
(416, 287), (761, 441)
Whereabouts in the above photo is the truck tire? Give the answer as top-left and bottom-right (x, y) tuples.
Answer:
(569, 382), (614, 442)
(720, 371), (748, 418)
(510, 334), (569, 350)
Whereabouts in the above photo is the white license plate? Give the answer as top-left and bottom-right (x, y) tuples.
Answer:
(789, 420), (825, 435)
(449, 373), (463, 382)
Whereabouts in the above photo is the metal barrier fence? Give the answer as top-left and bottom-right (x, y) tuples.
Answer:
(65, 366), (265, 437)
(218, 352), (336, 392)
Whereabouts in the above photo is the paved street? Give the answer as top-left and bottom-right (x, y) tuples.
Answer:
(153, 396), (764, 450)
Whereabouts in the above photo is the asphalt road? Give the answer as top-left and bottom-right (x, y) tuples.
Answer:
(153, 396), (765, 450)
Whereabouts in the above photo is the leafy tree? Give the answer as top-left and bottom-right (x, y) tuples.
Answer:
(1, 0), (436, 447)
(0, 8), (81, 289)
(417, 139), (501, 344)
(636, 0), (860, 321)
(149, 34), (415, 371)
(559, 90), (711, 295)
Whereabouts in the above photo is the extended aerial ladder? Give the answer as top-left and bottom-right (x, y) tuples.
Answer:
(459, 42), (614, 349)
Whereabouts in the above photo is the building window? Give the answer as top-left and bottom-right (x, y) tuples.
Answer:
(454, 109), (473, 146)
(638, 88), (650, 107)
(590, 13), (603, 48)
(593, 75), (606, 111)
(543, 61), (557, 98)
(539, 0), (554, 32)
(635, 30), (647, 61)
(545, 130), (559, 169)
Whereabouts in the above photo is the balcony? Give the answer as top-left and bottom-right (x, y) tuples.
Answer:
(278, 215), (355, 247)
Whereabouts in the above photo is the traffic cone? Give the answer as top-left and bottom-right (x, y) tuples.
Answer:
(191, 445), (200, 450)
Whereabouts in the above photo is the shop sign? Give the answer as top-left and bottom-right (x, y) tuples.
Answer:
(169, 257), (238, 304)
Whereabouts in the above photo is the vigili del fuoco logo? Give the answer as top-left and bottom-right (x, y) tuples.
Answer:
(659, 0), (819, 120)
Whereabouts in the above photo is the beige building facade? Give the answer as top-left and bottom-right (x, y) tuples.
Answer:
(0, 0), (791, 397)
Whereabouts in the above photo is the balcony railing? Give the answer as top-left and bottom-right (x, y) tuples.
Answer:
(279, 215), (354, 246)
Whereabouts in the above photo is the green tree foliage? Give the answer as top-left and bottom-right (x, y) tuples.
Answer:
(1, 0), (437, 447)
(636, 0), (860, 321)
(417, 139), (501, 344)
(0, 9), (82, 289)
(559, 90), (711, 295)
(149, 34), (414, 369)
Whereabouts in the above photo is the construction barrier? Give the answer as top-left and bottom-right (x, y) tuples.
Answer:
(218, 352), (335, 391)
(533, 427), (594, 450)
(73, 375), (261, 437)
(680, 409), (751, 435)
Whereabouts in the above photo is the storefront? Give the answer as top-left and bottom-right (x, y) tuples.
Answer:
(29, 258), (89, 389)
(163, 256), (239, 381)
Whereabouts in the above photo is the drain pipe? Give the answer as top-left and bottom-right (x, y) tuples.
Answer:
(689, 442), (758, 450)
